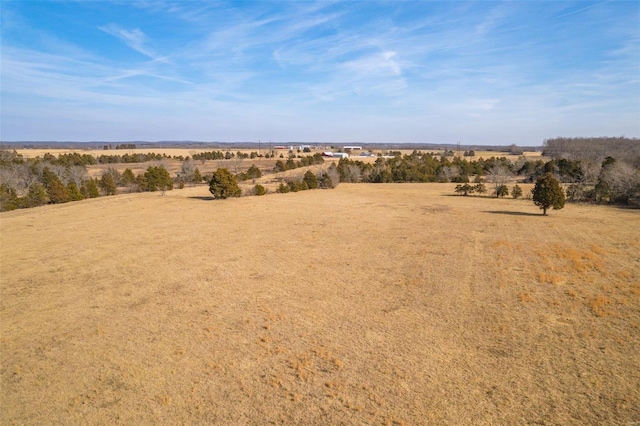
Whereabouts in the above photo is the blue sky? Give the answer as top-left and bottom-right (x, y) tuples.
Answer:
(1, 1), (638, 145)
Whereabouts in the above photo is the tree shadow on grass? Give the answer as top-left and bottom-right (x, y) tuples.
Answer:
(189, 196), (216, 201)
(483, 210), (542, 217)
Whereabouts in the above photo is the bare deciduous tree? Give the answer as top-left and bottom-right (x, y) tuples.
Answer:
(229, 156), (243, 175)
(181, 160), (195, 182)
(66, 165), (88, 188)
(486, 165), (512, 197)
(442, 166), (459, 182)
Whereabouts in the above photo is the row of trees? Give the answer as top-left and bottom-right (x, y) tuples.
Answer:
(35, 151), (176, 166)
(455, 173), (565, 215)
(2, 142), (638, 210)
(0, 163), (178, 211)
(543, 137), (640, 163)
(273, 153), (325, 172)
(276, 167), (339, 193)
(334, 152), (639, 206)
(192, 150), (273, 162)
(208, 165), (340, 200)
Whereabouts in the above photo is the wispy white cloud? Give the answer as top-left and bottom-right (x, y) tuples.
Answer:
(99, 23), (168, 62)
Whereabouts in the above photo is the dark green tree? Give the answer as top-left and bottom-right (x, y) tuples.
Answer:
(0, 184), (20, 211)
(287, 179), (308, 192)
(276, 182), (290, 193)
(273, 160), (286, 172)
(193, 168), (202, 183)
(134, 174), (148, 192)
(42, 167), (70, 203)
(122, 168), (136, 184)
(99, 173), (117, 195)
(455, 183), (474, 196)
(303, 170), (319, 189)
(496, 185), (509, 198)
(144, 166), (173, 193)
(81, 178), (100, 198)
(512, 184), (523, 199)
(254, 184), (266, 196)
(246, 165), (262, 179)
(208, 168), (241, 199)
(24, 183), (49, 207)
(66, 181), (84, 201)
(532, 173), (566, 215)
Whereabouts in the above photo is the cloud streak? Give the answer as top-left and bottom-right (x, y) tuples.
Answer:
(99, 24), (168, 62)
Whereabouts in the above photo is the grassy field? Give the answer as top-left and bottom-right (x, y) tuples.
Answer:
(1, 184), (638, 424)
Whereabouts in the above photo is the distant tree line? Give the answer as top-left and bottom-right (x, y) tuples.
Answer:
(192, 150), (266, 162)
(115, 143), (137, 150)
(0, 150), (195, 211)
(3, 140), (638, 211)
(276, 165), (339, 193)
(543, 137), (640, 164)
(273, 153), (325, 173)
(31, 151), (177, 166)
(208, 164), (339, 199)
(336, 150), (639, 207)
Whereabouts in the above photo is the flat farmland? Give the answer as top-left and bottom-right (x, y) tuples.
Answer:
(1, 184), (639, 424)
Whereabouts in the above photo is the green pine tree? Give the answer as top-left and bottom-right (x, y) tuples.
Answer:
(0, 184), (20, 211)
(24, 183), (49, 207)
(532, 173), (565, 215)
(193, 168), (203, 183)
(100, 173), (117, 195)
(42, 167), (70, 204)
(303, 170), (319, 189)
(208, 168), (241, 199)
(66, 181), (84, 201)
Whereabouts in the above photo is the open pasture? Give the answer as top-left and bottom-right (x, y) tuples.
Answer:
(1, 184), (638, 424)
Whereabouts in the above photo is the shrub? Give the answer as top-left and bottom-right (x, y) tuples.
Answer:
(303, 170), (319, 189)
(144, 166), (173, 193)
(455, 183), (474, 196)
(496, 185), (509, 198)
(193, 168), (202, 183)
(474, 182), (487, 194)
(287, 180), (308, 192)
(512, 184), (523, 199)
(208, 168), (241, 199)
(99, 173), (117, 196)
(277, 182), (290, 193)
(254, 184), (266, 196)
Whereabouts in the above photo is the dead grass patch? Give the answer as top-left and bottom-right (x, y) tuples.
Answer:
(590, 295), (614, 317)
(1, 183), (639, 424)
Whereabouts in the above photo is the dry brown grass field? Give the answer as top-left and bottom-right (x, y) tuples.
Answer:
(1, 184), (638, 425)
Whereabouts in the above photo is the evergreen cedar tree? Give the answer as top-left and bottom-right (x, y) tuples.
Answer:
(532, 173), (566, 215)
(144, 166), (173, 192)
(303, 170), (319, 189)
(42, 167), (70, 203)
(512, 184), (523, 199)
(209, 168), (241, 199)
(254, 184), (266, 196)
(99, 173), (117, 196)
